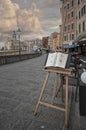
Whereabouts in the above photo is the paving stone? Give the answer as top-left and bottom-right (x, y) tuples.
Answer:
(0, 110), (13, 130)
(0, 54), (85, 130)
(28, 120), (61, 130)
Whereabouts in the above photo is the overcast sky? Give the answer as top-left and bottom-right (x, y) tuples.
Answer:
(0, 0), (61, 41)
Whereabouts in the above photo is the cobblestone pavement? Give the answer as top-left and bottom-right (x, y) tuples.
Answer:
(0, 54), (86, 130)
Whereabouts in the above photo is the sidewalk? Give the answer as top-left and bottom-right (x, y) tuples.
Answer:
(68, 87), (86, 130)
(0, 54), (86, 130)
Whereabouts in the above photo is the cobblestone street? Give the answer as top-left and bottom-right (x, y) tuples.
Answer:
(0, 54), (86, 130)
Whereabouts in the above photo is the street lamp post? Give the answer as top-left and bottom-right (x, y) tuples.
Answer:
(17, 28), (21, 55)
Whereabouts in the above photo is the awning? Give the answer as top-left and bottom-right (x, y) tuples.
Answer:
(63, 44), (78, 49)
(78, 40), (86, 45)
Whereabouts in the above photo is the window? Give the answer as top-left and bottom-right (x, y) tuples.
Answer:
(79, 23), (81, 33)
(83, 5), (86, 15)
(79, 11), (81, 19)
(81, 8), (83, 16)
(64, 6), (66, 10)
(82, 21), (85, 32)
(63, 0), (67, 3)
(71, 23), (74, 30)
(71, 11), (74, 17)
(67, 3), (70, 9)
(71, 0), (74, 7)
(70, 34), (71, 40)
(68, 13), (70, 19)
(64, 36), (66, 41)
(64, 26), (67, 31)
(80, 6), (86, 18)
(66, 35), (68, 41)
(78, 0), (80, 5)
(68, 25), (70, 30)
(72, 34), (74, 40)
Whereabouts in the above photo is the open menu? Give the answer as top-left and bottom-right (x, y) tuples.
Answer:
(45, 52), (68, 68)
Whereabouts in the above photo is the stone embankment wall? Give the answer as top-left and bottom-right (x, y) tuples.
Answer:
(0, 53), (42, 65)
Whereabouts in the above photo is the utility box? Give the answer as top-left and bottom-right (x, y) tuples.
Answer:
(79, 80), (86, 116)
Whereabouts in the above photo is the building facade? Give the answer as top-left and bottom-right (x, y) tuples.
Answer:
(60, 0), (86, 43)
(42, 37), (49, 49)
(48, 36), (53, 50)
(42, 32), (60, 51)
(76, 0), (86, 39)
(51, 32), (60, 51)
(60, 0), (77, 47)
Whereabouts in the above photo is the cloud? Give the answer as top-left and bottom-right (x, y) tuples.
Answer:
(0, 0), (61, 41)
(17, 3), (43, 33)
(0, 0), (18, 32)
(0, 0), (43, 35)
(22, 32), (43, 40)
(34, 0), (61, 34)
(34, 0), (60, 9)
(41, 18), (61, 31)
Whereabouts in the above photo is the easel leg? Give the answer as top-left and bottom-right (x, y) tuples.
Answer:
(65, 75), (69, 128)
(34, 72), (50, 115)
(51, 73), (58, 104)
(56, 74), (64, 102)
(60, 75), (64, 103)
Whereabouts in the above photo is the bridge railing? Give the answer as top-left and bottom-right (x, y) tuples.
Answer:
(0, 50), (30, 56)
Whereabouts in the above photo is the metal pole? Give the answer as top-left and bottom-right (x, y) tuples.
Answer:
(17, 28), (21, 55)
(19, 34), (20, 55)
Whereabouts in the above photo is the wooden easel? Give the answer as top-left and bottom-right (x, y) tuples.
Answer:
(34, 67), (72, 128)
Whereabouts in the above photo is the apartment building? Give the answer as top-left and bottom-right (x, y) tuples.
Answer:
(51, 32), (60, 51)
(76, 0), (86, 39)
(42, 37), (49, 49)
(60, 0), (86, 42)
(42, 32), (60, 51)
(48, 36), (53, 50)
(60, 0), (77, 47)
